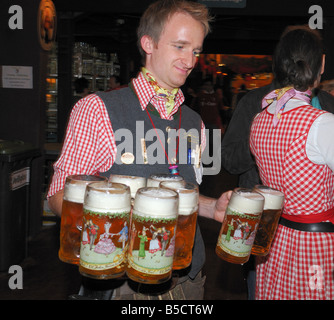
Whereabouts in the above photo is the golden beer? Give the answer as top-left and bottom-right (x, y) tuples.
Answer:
(126, 187), (178, 284)
(146, 173), (183, 187)
(79, 181), (131, 279)
(251, 185), (284, 256)
(160, 181), (199, 270)
(216, 188), (264, 264)
(59, 175), (107, 265)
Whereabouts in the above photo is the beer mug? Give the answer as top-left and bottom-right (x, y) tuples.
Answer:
(59, 175), (107, 265)
(251, 185), (284, 256)
(79, 181), (131, 279)
(216, 188), (264, 264)
(160, 180), (199, 270)
(146, 173), (183, 187)
(126, 187), (178, 284)
(109, 174), (146, 201)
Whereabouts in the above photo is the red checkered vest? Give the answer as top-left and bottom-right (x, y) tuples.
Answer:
(250, 104), (334, 216)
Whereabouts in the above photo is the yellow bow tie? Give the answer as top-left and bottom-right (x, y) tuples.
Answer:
(142, 67), (178, 114)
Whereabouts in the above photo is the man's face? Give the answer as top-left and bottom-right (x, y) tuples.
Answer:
(144, 12), (205, 91)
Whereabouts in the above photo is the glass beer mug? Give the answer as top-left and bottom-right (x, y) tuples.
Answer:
(216, 188), (264, 264)
(126, 187), (178, 284)
(59, 174), (107, 265)
(109, 174), (146, 201)
(79, 181), (131, 279)
(146, 173), (184, 187)
(251, 185), (284, 256)
(160, 180), (199, 270)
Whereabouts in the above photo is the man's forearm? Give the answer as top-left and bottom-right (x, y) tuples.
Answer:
(198, 191), (232, 223)
(198, 194), (217, 220)
(47, 189), (64, 217)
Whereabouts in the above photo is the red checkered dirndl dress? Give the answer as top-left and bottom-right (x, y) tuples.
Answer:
(250, 104), (334, 300)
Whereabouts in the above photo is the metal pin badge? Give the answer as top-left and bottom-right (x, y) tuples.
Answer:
(121, 152), (135, 164)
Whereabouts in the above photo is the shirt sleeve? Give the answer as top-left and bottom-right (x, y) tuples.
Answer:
(306, 112), (334, 172)
(47, 94), (117, 198)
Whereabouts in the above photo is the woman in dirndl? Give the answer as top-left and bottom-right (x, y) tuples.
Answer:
(250, 25), (334, 299)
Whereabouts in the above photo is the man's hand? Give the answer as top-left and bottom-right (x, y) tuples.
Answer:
(198, 191), (232, 222)
(214, 190), (232, 222)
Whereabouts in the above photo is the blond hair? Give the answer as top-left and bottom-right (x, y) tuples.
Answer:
(137, 0), (213, 62)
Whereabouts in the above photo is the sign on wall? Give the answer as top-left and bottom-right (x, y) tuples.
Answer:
(1, 66), (33, 89)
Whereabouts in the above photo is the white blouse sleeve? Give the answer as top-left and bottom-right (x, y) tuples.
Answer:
(306, 112), (334, 172)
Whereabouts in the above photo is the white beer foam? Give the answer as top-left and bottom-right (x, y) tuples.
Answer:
(84, 183), (131, 213)
(228, 190), (264, 214)
(256, 188), (284, 210)
(133, 187), (178, 217)
(160, 181), (198, 216)
(159, 180), (185, 189)
(63, 182), (88, 203)
(109, 175), (146, 198)
(147, 174), (184, 187)
(178, 191), (199, 216)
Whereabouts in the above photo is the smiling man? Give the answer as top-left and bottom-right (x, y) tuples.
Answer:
(47, 0), (231, 300)
(141, 11), (204, 90)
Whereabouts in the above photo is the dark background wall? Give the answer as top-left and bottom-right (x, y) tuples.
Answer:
(0, 0), (48, 236)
